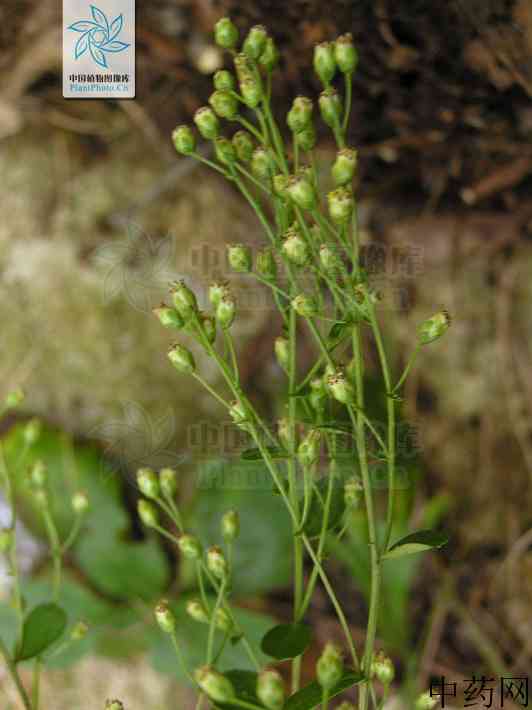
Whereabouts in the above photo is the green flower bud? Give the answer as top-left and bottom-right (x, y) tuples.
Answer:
(168, 344), (196, 374)
(155, 599), (176, 634)
(258, 37), (279, 71)
(256, 248), (277, 280)
(70, 620), (88, 641)
(105, 700), (124, 710)
(0, 528), (13, 553)
(214, 17), (239, 50)
(71, 490), (89, 515)
(195, 666), (235, 703)
(327, 371), (355, 404)
(178, 534), (202, 560)
(296, 124), (317, 152)
(286, 175), (316, 211)
(287, 96), (313, 133)
(331, 148), (358, 186)
(209, 90), (238, 120)
(232, 130), (254, 162)
(194, 107), (220, 140)
(228, 244), (252, 273)
(251, 147), (274, 180)
(297, 429), (321, 467)
(274, 336), (290, 373)
(214, 137), (237, 165)
(334, 33), (358, 74)
(229, 400), (248, 429)
(316, 642), (343, 690)
(137, 467), (160, 499)
(207, 545), (228, 579)
(319, 243), (341, 272)
(313, 42), (337, 85)
(257, 669), (285, 710)
(153, 304), (184, 329)
(214, 69), (236, 92)
(319, 88), (343, 128)
(240, 78), (262, 108)
(171, 280), (198, 318)
(186, 598), (209, 624)
(209, 281), (229, 308)
(216, 294), (236, 330)
(282, 230), (310, 267)
(137, 499), (159, 528)
(159, 467), (178, 498)
(272, 174), (290, 199)
(200, 312), (217, 344)
(4, 388), (24, 410)
(291, 294), (318, 318)
(415, 692), (437, 710)
(234, 53), (253, 84)
(214, 607), (233, 633)
(344, 477), (363, 508)
(221, 509), (240, 542)
(30, 460), (47, 488)
(172, 125), (196, 155)
(24, 418), (42, 446)
(371, 652), (395, 686)
(328, 187), (354, 224)
(418, 310), (451, 345)
(243, 25), (268, 59)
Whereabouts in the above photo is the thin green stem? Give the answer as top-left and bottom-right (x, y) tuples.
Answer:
(342, 72), (353, 133)
(170, 631), (195, 683)
(0, 637), (32, 710)
(393, 343), (421, 393)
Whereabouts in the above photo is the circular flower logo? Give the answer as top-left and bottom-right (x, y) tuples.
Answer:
(67, 5), (130, 69)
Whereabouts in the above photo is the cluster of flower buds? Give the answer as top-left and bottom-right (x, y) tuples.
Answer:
(316, 642), (344, 690)
(313, 34), (358, 86)
(208, 281), (236, 330)
(256, 669), (285, 710)
(370, 651), (395, 686)
(418, 310), (451, 345)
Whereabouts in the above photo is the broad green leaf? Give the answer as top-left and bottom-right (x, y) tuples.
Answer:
(240, 447), (288, 461)
(382, 529), (448, 561)
(285, 670), (364, 710)
(261, 622), (312, 660)
(216, 670), (259, 710)
(300, 477), (345, 538)
(17, 603), (67, 661)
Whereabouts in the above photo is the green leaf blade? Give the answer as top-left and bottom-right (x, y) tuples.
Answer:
(382, 529), (448, 561)
(17, 603), (67, 661)
(285, 670), (364, 710)
(261, 622), (312, 660)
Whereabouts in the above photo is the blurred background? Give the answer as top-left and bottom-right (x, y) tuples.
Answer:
(1, 0), (532, 707)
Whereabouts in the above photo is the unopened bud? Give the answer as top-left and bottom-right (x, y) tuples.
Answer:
(209, 90), (239, 120)
(344, 477), (363, 508)
(207, 545), (228, 579)
(371, 652), (395, 686)
(232, 131), (254, 163)
(313, 42), (337, 85)
(228, 244), (252, 273)
(171, 280), (198, 318)
(257, 669), (285, 710)
(221, 510), (240, 542)
(256, 248), (277, 281)
(137, 468), (160, 499)
(332, 148), (358, 186)
(229, 400), (248, 429)
(137, 500), (159, 528)
(168, 344), (196, 374)
(316, 642), (343, 689)
(297, 429), (321, 467)
(200, 313), (217, 344)
(216, 295), (236, 330)
(71, 620), (89, 641)
(4, 388), (24, 410)
(282, 230), (310, 267)
(159, 468), (178, 498)
(0, 528), (13, 553)
(291, 294), (318, 318)
(296, 124), (316, 152)
(105, 700), (124, 710)
(214, 607), (233, 633)
(258, 37), (279, 72)
(214, 137), (237, 165)
(209, 281), (229, 308)
(274, 336), (290, 373)
(418, 310), (451, 345)
(234, 53), (253, 84)
(286, 175), (316, 211)
(71, 490), (89, 515)
(243, 25), (268, 59)
(287, 97), (313, 134)
(186, 598), (209, 624)
(214, 69), (236, 92)
(251, 147), (274, 180)
(214, 17), (239, 50)
(334, 33), (358, 74)
(241, 78), (262, 108)
(153, 304), (184, 329)
(194, 107), (220, 141)
(319, 88), (343, 128)
(273, 174), (290, 199)
(172, 125), (196, 155)
(155, 600), (176, 634)
(178, 534), (202, 560)
(24, 418), (42, 446)
(415, 692), (437, 710)
(328, 187), (354, 224)
(30, 460), (47, 488)
(319, 243), (341, 272)
(327, 371), (355, 405)
(195, 666), (235, 703)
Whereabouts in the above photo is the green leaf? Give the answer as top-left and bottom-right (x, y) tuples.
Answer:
(261, 622), (312, 660)
(216, 670), (260, 710)
(382, 529), (448, 561)
(17, 603), (67, 661)
(285, 670), (364, 710)
(300, 477), (346, 538)
(240, 447), (288, 461)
